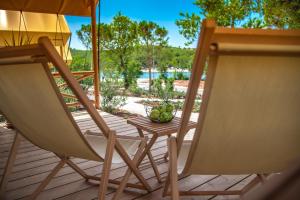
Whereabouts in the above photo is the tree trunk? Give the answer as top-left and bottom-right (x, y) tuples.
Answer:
(123, 72), (130, 89)
(231, 16), (235, 28)
(148, 57), (152, 93)
(120, 56), (129, 89)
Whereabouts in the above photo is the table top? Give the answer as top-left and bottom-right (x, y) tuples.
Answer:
(127, 116), (197, 136)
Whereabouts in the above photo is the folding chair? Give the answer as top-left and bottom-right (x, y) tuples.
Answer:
(163, 19), (300, 199)
(0, 37), (152, 199)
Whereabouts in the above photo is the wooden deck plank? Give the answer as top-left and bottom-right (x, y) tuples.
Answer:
(0, 110), (249, 200)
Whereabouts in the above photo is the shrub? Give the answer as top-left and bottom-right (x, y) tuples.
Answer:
(152, 77), (175, 101)
(175, 100), (201, 112)
(129, 83), (144, 97)
(173, 90), (186, 99)
(101, 77), (127, 114)
(175, 72), (189, 80)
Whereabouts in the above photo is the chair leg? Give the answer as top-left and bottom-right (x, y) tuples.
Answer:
(29, 159), (66, 200)
(112, 139), (147, 200)
(0, 132), (22, 198)
(98, 132), (116, 200)
(65, 159), (88, 180)
(162, 172), (170, 197)
(168, 137), (179, 200)
(116, 142), (152, 192)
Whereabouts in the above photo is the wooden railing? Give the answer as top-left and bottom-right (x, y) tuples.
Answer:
(52, 71), (95, 108)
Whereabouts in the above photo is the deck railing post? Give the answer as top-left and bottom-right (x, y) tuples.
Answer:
(91, 0), (100, 109)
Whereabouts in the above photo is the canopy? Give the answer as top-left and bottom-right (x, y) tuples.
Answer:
(0, 10), (72, 63)
(0, 10), (70, 46)
(0, 0), (98, 16)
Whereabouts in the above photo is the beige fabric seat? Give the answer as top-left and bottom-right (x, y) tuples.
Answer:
(163, 19), (300, 199)
(0, 37), (151, 200)
(84, 131), (140, 163)
(177, 141), (192, 173)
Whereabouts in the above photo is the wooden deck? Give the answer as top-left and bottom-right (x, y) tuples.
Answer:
(0, 111), (255, 200)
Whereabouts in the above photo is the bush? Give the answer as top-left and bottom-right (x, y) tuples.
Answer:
(101, 77), (127, 114)
(128, 83), (144, 97)
(175, 100), (201, 112)
(175, 72), (189, 80)
(152, 77), (175, 101)
(173, 90), (186, 99)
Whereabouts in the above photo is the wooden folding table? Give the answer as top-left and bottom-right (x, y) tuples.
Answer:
(127, 116), (197, 182)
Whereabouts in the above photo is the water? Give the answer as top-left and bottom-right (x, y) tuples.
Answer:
(140, 71), (191, 79)
(101, 71), (206, 80)
(139, 71), (206, 80)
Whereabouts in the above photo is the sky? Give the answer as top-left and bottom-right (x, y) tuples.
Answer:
(65, 0), (199, 50)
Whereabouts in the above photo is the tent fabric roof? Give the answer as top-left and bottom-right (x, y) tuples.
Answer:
(0, 10), (70, 46)
(0, 0), (98, 16)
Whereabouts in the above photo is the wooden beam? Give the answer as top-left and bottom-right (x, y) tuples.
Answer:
(91, 0), (100, 109)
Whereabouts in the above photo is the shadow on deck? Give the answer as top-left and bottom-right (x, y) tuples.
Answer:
(0, 110), (255, 200)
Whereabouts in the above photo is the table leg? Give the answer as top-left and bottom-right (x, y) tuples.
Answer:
(164, 135), (171, 161)
(137, 129), (162, 183)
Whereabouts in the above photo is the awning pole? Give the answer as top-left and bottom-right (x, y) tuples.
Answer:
(91, 0), (100, 109)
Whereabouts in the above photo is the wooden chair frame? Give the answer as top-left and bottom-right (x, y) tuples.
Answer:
(0, 37), (152, 199)
(162, 19), (300, 199)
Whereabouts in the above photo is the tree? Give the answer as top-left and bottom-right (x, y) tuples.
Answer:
(138, 21), (168, 92)
(263, 0), (300, 29)
(76, 13), (140, 89)
(101, 13), (139, 89)
(176, 0), (300, 45)
(76, 24), (92, 50)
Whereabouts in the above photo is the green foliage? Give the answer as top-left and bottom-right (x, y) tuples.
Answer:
(176, 100), (202, 112)
(70, 49), (92, 71)
(156, 46), (194, 73)
(126, 56), (143, 86)
(75, 13), (197, 94)
(175, 13), (201, 45)
(101, 13), (139, 89)
(101, 73), (127, 113)
(69, 49), (94, 88)
(76, 24), (92, 50)
(128, 83), (144, 97)
(138, 20), (168, 91)
(175, 72), (189, 80)
(263, 0), (300, 29)
(176, 0), (300, 45)
(152, 77), (175, 101)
